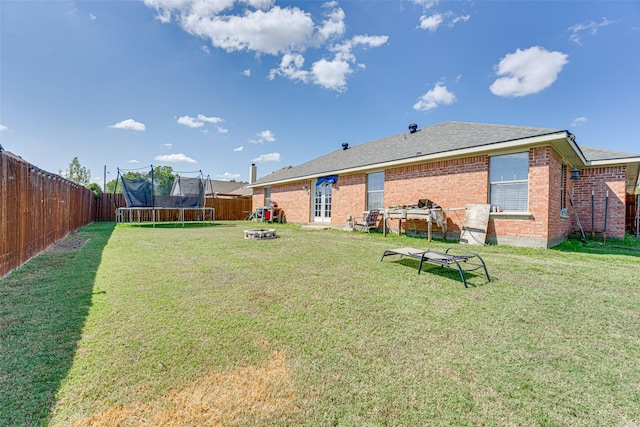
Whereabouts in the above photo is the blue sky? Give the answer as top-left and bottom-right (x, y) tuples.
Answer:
(1, 0), (639, 186)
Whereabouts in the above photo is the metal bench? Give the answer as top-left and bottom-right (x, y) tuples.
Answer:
(380, 247), (490, 288)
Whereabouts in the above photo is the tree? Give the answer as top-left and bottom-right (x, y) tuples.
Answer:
(106, 167), (177, 195)
(87, 182), (102, 198)
(62, 157), (91, 186)
(152, 166), (176, 196)
(105, 178), (121, 194)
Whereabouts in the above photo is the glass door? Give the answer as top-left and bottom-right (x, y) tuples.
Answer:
(313, 183), (332, 223)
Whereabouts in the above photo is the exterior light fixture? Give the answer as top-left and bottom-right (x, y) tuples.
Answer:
(570, 166), (581, 180)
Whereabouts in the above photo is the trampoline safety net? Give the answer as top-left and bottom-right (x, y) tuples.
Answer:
(120, 171), (205, 209)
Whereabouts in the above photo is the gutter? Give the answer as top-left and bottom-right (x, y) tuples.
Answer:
(586, 156), (640, 166)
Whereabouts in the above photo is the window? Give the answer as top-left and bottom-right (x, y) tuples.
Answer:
(367, 172), (384, 211)
(264, 187), (271, 207)
(489, 152), (529, 212)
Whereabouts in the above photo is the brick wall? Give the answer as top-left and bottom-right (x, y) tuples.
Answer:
(547, 148), (576, 241)
(269, 181), (312, 223)
(571, 166), (627, 239)
(385, 156), (488, 233)
(332, 174), (366, 226)
(250, 146), (630, 243)
(252, 190), (265, 213)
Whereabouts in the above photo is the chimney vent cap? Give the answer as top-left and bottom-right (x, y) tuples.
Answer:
(408, 123), (418, 133)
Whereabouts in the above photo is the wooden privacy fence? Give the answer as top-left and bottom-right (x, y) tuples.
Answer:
(1, 150), (254, 278)
(96, 194), (252, 222)
(626, 193), (639, 235)
(210, 197), (253, 220)
(1, 152), (95, 278)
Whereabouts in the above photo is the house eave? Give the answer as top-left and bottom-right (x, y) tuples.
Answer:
(586, 157), (640, 166)
(586, 158), (640, 194)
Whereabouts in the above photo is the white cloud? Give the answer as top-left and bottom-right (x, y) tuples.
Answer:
(316, 5), (346, 43)
(418, 13), (443, 31)
(413, 82), (456, 111)
(0, 124), (8, 132)
(109, 119), (146, 131)
(414, 0), (470, 32)
(217, 126), (229, 134)
(163, 143), (172, 148)
(177, 114), (224, 128)
(144, 0), (387, 91)
(257, 129), (276, 142)
(252, 152), (281, 162)
(233, 146), (244, 152)
(412, 0), (438, 8)
(571, 116), (588, 127)
(201, 45), (210, 55)
(311, 58), (351, 91)
(489, 46), (568, 97)
(450, 15), (470, 27)
(569, 17), (614, 45)
(313, 34), (388, 91)
(270, 34), (389, 91)
(128, 159), (140, 164)
(269, 53), (309, 83)
(154, 153), (197, 163)
(177, 115), (203, 128)
(217, 172), (241, 180)
(150, 3), (315, 55)
(88, 13), (97, 21)
(350, 35), (389, 49)
(243, 68), (251, 76)
(198, 113), (223, 124)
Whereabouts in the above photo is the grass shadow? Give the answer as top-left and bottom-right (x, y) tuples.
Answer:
(116, 221), (219, 229)
(391, 258), (490, 287)
(0, 222), (115, 425)
(551, 235), (640, 257)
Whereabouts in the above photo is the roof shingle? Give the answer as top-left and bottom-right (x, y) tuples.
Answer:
(252, 121), (564, 185)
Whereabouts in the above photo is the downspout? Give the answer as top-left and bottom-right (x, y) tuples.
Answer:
(636, 194), (640, 239)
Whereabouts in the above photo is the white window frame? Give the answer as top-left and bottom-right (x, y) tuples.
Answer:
(489, 152), (529, 212)
(366, 171), (385, 211)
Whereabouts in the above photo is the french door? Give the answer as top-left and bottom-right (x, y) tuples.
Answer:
(313, 183), (332, 223)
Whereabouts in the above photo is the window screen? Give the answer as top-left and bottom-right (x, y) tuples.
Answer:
(489, 152), (529, 211)
(367, 172), (384, 211)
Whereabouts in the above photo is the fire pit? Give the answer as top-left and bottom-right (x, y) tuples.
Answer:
(244, 228), (278, 240)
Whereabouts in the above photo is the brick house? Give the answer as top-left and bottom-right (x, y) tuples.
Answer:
(249, 121), (640, 248)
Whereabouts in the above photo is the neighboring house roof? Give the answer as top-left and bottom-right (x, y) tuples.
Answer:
(250, 121), (640, 193)
(227, 185), (253, 197)
(207, 179), (249, 195)
(580, 146), (640, 162)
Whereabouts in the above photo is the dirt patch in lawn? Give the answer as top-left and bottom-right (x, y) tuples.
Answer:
(48, 238), (88, 252)
(74, 350), (298, 426)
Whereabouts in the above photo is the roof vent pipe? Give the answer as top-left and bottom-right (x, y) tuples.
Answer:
(342, 142), (349, 150)
(408, 123), (418, 133)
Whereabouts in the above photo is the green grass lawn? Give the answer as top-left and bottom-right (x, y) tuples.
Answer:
(1, 222), (639, 426)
